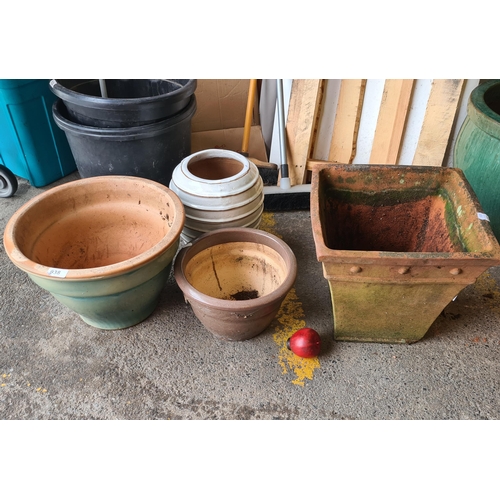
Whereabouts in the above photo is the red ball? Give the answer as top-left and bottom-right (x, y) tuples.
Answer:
(287, 328), (321, 358)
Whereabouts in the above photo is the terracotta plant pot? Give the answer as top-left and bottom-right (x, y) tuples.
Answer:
(310, 163), (500, 344)
(169, 149), (264, 245)
(174, 228), (297, 341)
(3, 176), (185, 329)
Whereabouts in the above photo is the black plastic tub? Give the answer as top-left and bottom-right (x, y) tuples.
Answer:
(52, 96), (196, 186)
(50, 79), (197, 128)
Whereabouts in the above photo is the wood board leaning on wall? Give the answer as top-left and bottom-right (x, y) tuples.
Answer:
(190, 79), (477, 187)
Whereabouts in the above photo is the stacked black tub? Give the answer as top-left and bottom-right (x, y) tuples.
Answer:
(51, 79), (197, 186)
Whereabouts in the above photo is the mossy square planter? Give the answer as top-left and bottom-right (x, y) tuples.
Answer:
(310, 163), (500, 344)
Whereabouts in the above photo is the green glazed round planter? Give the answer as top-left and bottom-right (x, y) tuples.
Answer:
(454, 79), (500, 240)
(3, 175), (185, 329)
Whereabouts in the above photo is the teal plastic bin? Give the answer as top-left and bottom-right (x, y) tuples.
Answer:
(0, 79), (76, 187)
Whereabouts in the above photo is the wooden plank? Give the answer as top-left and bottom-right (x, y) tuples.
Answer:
(306, 159), (336, 171)
(308, 79), (327, 162)
(412, 79), (464, 166)
(285, 79), (322, 186)
(328, 79), (366, 164)
(369, 79), (414, 164)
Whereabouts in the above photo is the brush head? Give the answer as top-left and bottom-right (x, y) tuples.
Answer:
(263, 185), (311, 211)
(257, 167), (279, 186)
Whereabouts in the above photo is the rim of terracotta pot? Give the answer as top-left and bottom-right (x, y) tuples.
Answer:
(174, 227), (297, 311)
(310, 164), (500, 266)
(468, 79), (500, 139)
(3, 176), (185, 280)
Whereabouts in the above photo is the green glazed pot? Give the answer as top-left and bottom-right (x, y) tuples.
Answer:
(454, 79), (500, 240)
(3, 176), (185, 329)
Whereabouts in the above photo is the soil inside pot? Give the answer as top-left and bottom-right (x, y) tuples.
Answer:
(187, 157), (243, 180)
(230, 290), (260, 300)
(323, 192), (464, 253)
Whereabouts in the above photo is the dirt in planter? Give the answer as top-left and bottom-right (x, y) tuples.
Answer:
(324, 194), (463, 253)
(229, 289), (260, 300)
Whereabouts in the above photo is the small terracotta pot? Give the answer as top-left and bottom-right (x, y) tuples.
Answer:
(3, 176), (185, 329)
(174, 228), (297, 341)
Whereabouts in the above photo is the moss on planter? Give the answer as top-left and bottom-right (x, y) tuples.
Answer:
(311, 164), (500, 343)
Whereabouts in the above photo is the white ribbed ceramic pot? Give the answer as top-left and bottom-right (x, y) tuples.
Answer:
(169, 149), (264, 244)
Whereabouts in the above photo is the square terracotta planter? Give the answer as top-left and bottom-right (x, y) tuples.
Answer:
(310, 164), (500, 343)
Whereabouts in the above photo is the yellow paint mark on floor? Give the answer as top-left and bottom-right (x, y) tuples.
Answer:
(0, 375), (47, 392)
(273, 289), (320, 386)
(1, 373), (11, 387)
(260, 212), (282, 238)
(261, 211), (320, 386)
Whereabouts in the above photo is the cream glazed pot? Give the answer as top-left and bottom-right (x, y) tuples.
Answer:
(169, 149), (264, 245)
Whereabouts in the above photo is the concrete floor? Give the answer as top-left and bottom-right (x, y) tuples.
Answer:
(2, 172), (500, 420)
